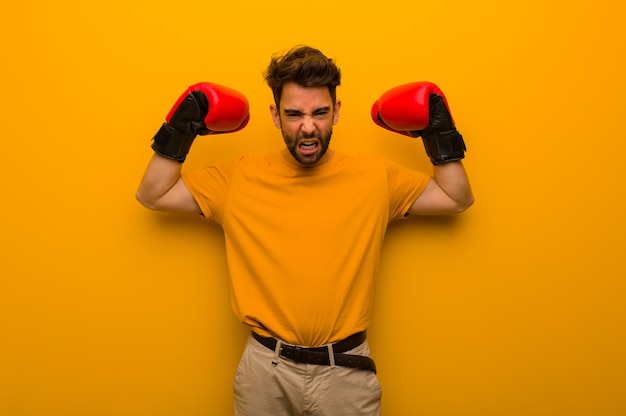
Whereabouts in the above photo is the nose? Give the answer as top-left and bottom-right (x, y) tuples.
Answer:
(300, 115), (316, 134)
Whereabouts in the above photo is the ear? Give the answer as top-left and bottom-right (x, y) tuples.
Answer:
(270, 104), (281, 129)
(332, 100), (342, 125)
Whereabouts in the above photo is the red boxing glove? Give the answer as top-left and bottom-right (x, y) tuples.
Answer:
(152, 82), (250, 162)
(165, 82), (250, 133)
(371, 82), (465, 165)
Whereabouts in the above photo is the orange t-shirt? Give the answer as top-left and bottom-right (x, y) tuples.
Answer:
(182, 150), (429, 346)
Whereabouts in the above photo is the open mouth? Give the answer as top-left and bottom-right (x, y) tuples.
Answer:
(298, 140), (320, 155)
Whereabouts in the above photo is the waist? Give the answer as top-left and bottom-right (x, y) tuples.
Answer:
(251, 330), (376, 373)
(252, 330), (367, 353)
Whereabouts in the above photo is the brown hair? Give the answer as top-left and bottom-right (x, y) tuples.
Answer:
(264, 45), (341, 108)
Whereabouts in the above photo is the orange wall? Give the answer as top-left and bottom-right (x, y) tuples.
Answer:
(2, 0), (625, 415)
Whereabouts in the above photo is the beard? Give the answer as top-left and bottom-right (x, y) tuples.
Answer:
(283, 128), (333, 166)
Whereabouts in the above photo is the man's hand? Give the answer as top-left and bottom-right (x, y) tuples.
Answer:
(151, 82), (250, 163)
(371, 82), (466, 165)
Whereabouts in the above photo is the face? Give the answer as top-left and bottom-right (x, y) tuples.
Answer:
(270, 82), (341, 167)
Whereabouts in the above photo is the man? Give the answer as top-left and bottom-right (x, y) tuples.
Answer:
(136, 45), (473, 416)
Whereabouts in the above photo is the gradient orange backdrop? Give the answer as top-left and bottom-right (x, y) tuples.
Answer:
(2, 0), (625, 415)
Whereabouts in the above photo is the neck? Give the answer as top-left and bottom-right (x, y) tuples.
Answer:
(281, 148), (335, 168)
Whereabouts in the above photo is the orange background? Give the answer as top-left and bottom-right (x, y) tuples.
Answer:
(1, 0), (625, 415)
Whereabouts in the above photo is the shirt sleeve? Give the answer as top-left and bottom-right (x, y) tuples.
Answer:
(384, 159), (430, 221)
(180, 159), (237, 224)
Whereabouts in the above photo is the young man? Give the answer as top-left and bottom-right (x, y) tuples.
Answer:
(136, 45), (473, 416)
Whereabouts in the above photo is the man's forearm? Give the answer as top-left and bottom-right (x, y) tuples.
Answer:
(432, 161), (474, 212)
(136, 154), (183, 209)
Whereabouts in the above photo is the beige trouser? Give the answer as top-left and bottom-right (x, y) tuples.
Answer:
(233, 334), (382, 416)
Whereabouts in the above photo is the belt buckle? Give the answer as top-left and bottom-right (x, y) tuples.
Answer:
(293, 346), (303, 363)
(281, 344), (304, 363)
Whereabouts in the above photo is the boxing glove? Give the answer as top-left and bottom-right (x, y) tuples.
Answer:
(371, 82), (465, 165)
(151, 82), (250, 162)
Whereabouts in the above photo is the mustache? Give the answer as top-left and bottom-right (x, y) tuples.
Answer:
(298, 133), (321, 140)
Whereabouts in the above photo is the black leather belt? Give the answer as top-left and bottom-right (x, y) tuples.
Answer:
(252, 331), (377, 373)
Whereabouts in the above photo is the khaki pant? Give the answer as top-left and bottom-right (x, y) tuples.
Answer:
(233, 334), (382, 416)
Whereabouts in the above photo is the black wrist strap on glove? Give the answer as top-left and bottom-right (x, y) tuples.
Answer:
(151, 91), (209, 163)
(419, 127), (466, 165)
(151, 123), (196, 163)
(411, 94), (467, 165)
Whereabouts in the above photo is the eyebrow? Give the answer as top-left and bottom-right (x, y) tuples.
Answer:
(283, 106), (331, 115)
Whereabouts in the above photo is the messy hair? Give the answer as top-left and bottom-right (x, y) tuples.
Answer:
(264, 45), (341, 108)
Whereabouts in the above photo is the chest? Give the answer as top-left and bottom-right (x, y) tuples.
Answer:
(223, 167), (390, 236)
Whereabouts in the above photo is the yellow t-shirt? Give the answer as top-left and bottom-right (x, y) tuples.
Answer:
(182, 150), (430, 346)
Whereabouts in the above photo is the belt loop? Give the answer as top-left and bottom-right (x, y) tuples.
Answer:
(327, 344), (336, 369)
(272, 339), (282, 367)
